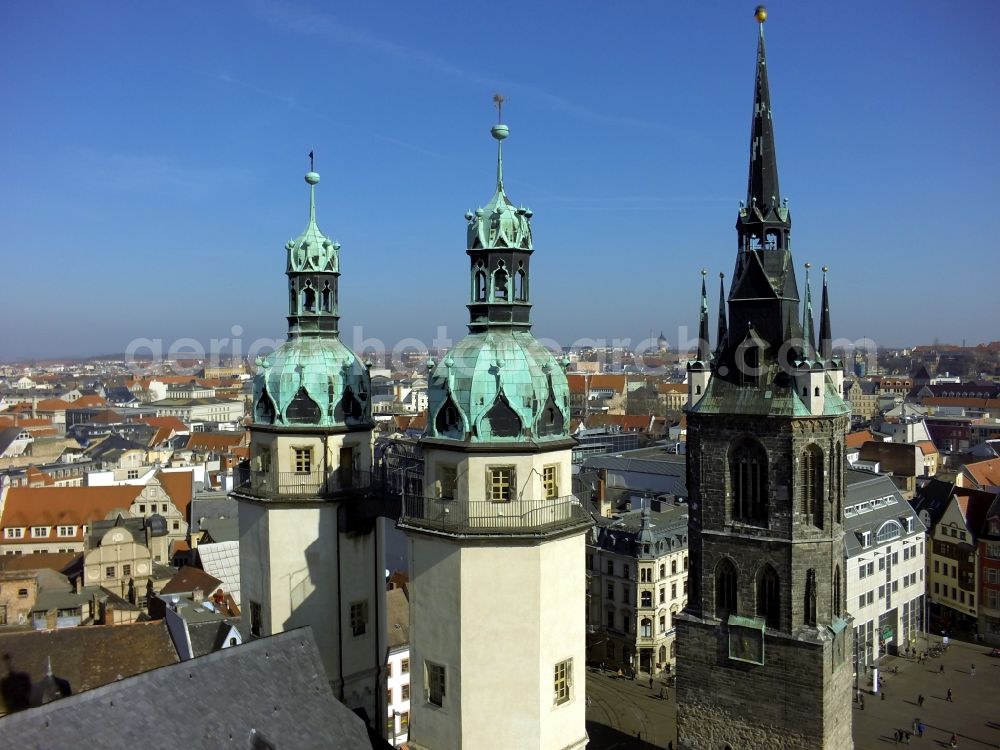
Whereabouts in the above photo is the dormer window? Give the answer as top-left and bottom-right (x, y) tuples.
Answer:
(861, 531), (871, 548)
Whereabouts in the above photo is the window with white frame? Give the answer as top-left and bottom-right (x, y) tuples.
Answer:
(554, 658), (572, 705)
(875, 521), (901, 544)
(293, 447), (312, 474)
(31, 527), (49, 538)
(57, 526), (75, 537)
(4, 528), (24, 539)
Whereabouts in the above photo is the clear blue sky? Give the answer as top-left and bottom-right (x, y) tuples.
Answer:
(2, 1), (998, 360)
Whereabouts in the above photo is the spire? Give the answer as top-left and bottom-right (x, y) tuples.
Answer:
(747, 6), (781, 217)
(493, 93), (507, 192)
(697, 270), (711, 362)
(716, 272), (728, 353)
(801, 263), (816, 360)
(819, 265), (833, 361)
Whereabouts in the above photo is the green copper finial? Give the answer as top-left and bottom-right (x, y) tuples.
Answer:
(305, 151), (320, 226)
(491, 94), (508, 190)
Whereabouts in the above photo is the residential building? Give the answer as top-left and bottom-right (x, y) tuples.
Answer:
(843, 470), (926, 675)
(401, 117), (589, 750)
(913, 479), (996, 633)
(980, 496), (1000, 645)
(957, 456), (1000, 493)
(676, 13), (852, 750)
(587, 503), (688, 675)
(385, 586), (411, 747)
(233, 165), (384, 723)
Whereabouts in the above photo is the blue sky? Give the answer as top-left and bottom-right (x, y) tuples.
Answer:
(1, 1), (998, 360)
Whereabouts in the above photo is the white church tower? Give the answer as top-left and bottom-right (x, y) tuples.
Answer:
(400, 108), (591, 750)
(234, 162), (384, 722)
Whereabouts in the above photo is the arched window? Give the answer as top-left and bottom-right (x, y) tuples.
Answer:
(320, 281), (332, 312)
(801, 444), (824, 528)
(493, 262), (508, 301)
(730, 438), (768, 524)
(875, 521), (902, 544)
(301, 281), (316, 313)
(715, 559), (738, 618)
(756, 564), (780, 629)
(804, 568), (817, 626)
(671, 560), (677, 575)
(514, 265), (527, 301)
(289, 283), (298, 314)
(474, 270), (487, 301)
(833, 565), (842, 617)
(658, 645), (666, 664)
(640, 618), (652, 637)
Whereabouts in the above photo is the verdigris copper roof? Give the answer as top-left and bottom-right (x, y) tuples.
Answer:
(426, 330), (570, 443)
(254, 336), (370, 428)
(691, 367), (849, 417)
(465, 123), (533, 251)
(286, 171), (339, 275)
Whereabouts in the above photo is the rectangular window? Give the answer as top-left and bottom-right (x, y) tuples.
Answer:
(543, 465), (558, 499)
(866, 591), (874, 605)
(586, 554), (594, 571)
(438, 465), (457, 499)
(858, 595), (865, 608)
(641, 591), (652, 607)
(623, 564), (630, 579)
(671, 582), (677, 600)
(879, 557), (885, 571)
(607, 582), (614, 601)
(31, 527), (48, 538)
(401, 683), (410, 701)
(934, 560), (939, 573)
(426, 662), (446, 707)
(57, 526), (76, 537)
(401, 658), (410, 674)
(400, 711), (409, 729)
(127, 469), (139, 480)
(122, 564), (131, 576)
(387, 687), (393, 705)
(249, 601), (262, 637)
(487, 466), (514, 502)
(554, 658), (572, 705)
(387, 662), (393, 678)
(106, 566), (115, 579)
(622, 587), (629, 605)
(659, 587), (665, 604)
(139, 504), (146, 513)
(607, 559), (614, 575)
(4, 528), (24, 539)
(294, 447), (312, 474)
(659, 614), (666, 633)
(350, 600), (368, 637)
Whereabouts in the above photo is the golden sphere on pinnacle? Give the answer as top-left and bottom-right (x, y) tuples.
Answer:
(755, 5), (768, 23)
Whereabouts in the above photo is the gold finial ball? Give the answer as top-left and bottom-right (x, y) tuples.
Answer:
(805, 262), (812, 269)
(755, 5), (767, 22)
(701, 268), (708, 277)
(822, 266), (829, 273)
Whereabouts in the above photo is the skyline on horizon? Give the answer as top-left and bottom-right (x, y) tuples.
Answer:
(2, 1), (998, 359)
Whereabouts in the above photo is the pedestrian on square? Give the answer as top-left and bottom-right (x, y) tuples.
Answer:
(940, 663), (945, 674)
(859, 694), (865, 710)
(918, 693), (925, 707)
(947, 687), (953, 702)
(970, 663), (975, 677)
(893, 729), (900, 744)
(649, 676), (653, 689)
(912, 719), (919, 735)
(917, 721), (924, 737)
(904, 730), (911, 744)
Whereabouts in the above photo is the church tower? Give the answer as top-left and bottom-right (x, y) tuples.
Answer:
(400, 107), (591, 750)
(675, 8), (853, 749)
(234, 163), (383, 721)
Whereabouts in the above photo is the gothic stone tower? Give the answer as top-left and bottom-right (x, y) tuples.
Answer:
(234, 165), (384, 721)
(675, 9), (853, 750)
(400, 113), (591, 750)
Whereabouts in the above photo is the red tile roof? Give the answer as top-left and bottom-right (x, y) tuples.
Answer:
(1, 485), (143, 541)
(963, 457), (1000, 489)
(184, 432), (248, 453)
(157, 470), (194, 520)
(845, 430), (877, 449)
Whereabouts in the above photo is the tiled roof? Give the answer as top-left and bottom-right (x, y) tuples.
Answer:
(845, 429), (877, 449)
(386, 587), (410, 649)
(196, 541), (241, 605)
(0, 552), (80, 575)
(138, 416), (188, 432)
(0, 621), (179, 715)
(0, 485), (143, 539)
(183, 432), (247, 453)
(160, 565), (223, 596)
(964, 456), (1000, 488)
(656, 383), (687, 395)
(157, 470), (194, 519)
(585, 414), (653, 432)
(915, 440), (938, 456)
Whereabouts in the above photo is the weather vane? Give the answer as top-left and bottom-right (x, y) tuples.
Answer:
(309, 149), (315, 172)
(493, 93), (505, 122)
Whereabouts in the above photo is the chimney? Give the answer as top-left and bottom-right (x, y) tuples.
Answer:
(597, 469), (613, 518)
(74, 576), (81, 594)
(192, 587), (204, 604)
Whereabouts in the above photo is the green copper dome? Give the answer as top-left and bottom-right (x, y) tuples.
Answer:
(426, 330), (570, 443)
(253, 337), (371, 428)
(426, 117), (569, 444)
(252, 165), (372, 429)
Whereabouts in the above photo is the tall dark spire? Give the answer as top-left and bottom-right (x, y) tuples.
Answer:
(801, 263), (816, 359)
(819, 266), (833, 361)
(716, 272), (728, 354)
(697, 270), (711, 362)
(746, 13), (780, 216)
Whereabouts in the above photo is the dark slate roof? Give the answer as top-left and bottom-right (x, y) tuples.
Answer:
(189, 497), (240, 533)
(0, 621), (178, 715)
(843, 470), (926, 557)
(591, 503), (689, 559)
(187, 619), (238, 658)
(0, 628), (375, 749)
(0, 427), (23, 454)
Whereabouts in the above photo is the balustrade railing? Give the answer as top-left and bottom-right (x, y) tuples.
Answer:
(399, 493), (588, 534)
(234, 466), (374, 498)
